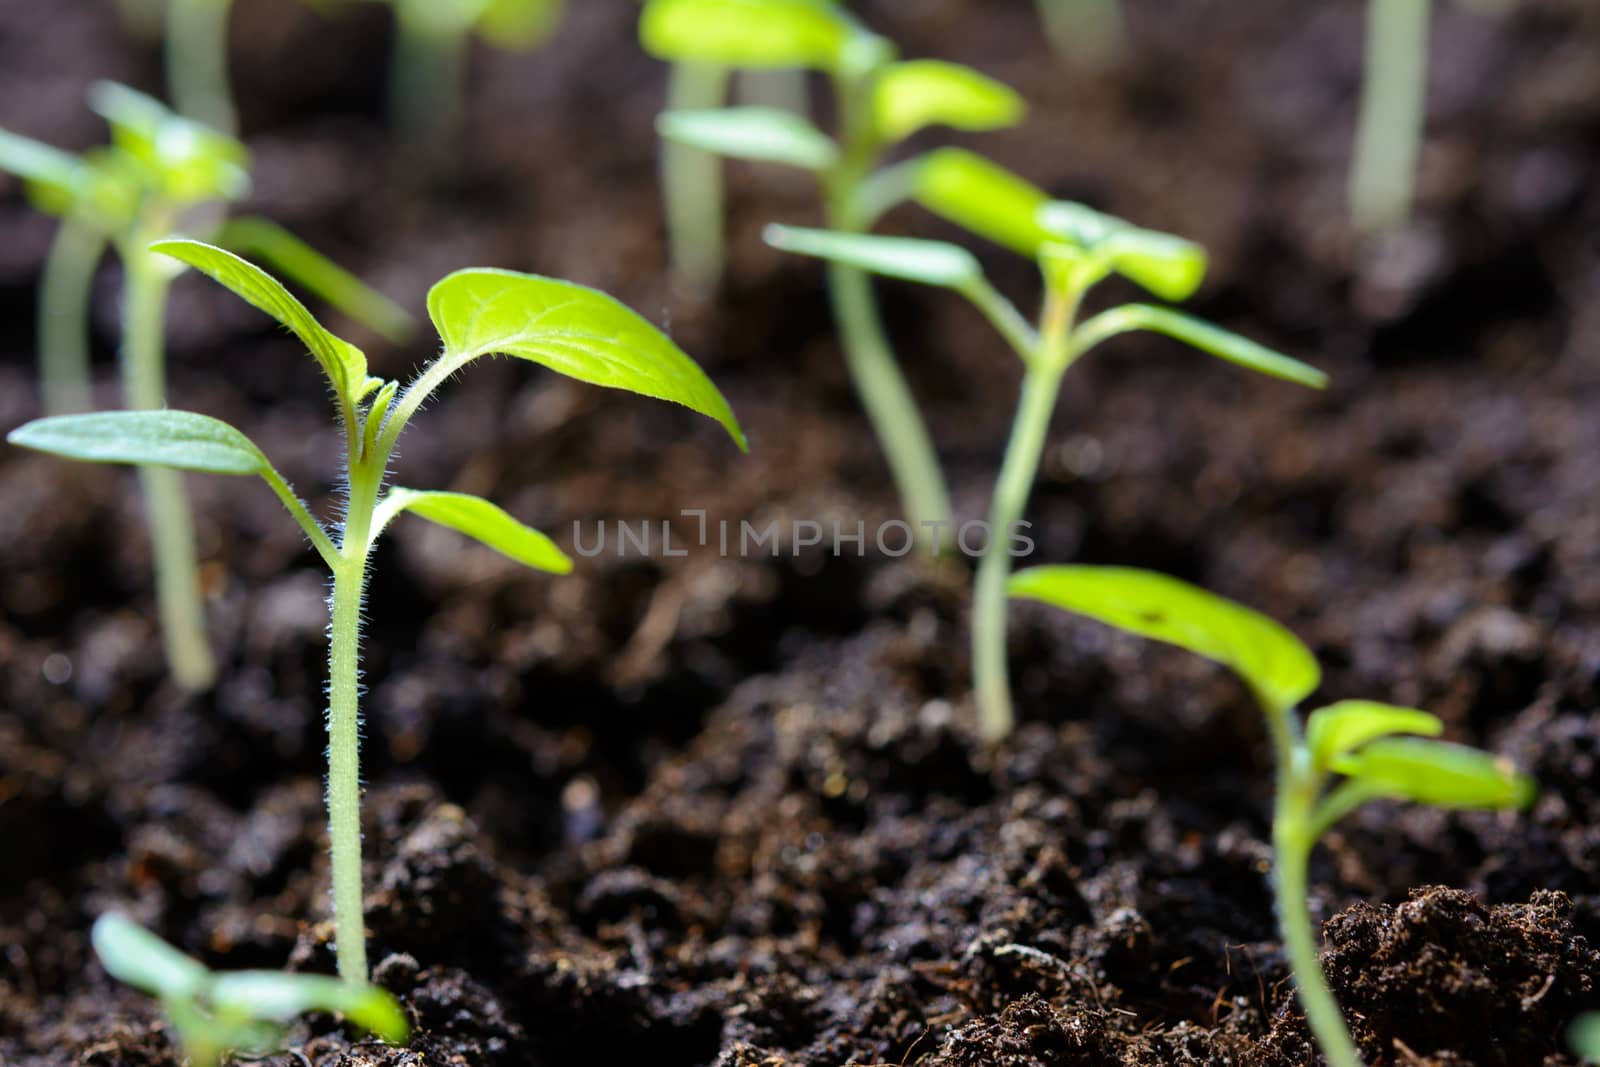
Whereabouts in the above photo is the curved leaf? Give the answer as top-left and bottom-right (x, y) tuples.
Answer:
(477, 0), (565, 49)
(87, 81), (248, 204)
(1072, 304), (1328, 389)
(765, 225), (982, 289)
(1305, 700), (1443, 773)
(1099, 229), (1208, 302)
(640, 0), (853, 72)
(1009, 565), (1321, 715)
(912, 148), (1052, 257)
(8, 411), (268, 476)
(151, 239), (368, 403)
(427, 268), (746, 450)
(873, 60), (1024, 144)
(382, 489), (573, 574)
(92, 914), (209, 1002)
(1332, 738), (1537, 811)
(209, 973), (408, 1042)
(0, 128), (83, 212)
(656, 108), (837, 170)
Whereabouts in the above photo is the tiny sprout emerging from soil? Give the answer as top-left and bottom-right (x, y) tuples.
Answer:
(1009, 565), (1537, 1067)
(643, 0), (1027, 552)
(10, 242), (745, 983)
(0, 82), (410, 693)
(766, 149), (1326, 741)
(92, 913), (407, 1064)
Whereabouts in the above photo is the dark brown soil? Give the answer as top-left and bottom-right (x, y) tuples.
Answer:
(2, 1), (1598, 1064)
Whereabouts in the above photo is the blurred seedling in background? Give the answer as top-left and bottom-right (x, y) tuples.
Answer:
(642, 0), (1026, 553)
(1036, 0), (1126, 70)
(767, 148), (1326, 741)
(10, 240), (745, 983)
(0, 82), (410, 692)
(92, 913), (407, 1064)
(1009, 565), (1537, 1067)
(1572, 1014), (1600, 1062)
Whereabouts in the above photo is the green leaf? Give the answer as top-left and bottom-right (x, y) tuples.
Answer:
(213, 218), (415, 345)
(151, 239), (369, 403)
(764, 225), (982, 289)
(639, 0), (854, 71)
(0, 128), (83, 211)
(1332, 738), (1537, 811)
(1072, 304), (1328, 389)
(1305, 700), (1444, 773)
(1038, 202), (1208, 301)
(656, 108), (837, 170)
(8, 411), (268, 476)
(1008, 565), (1321, 715)
(872, 60), (1024, 144)
(476, 0), (565, 49)
(382, 489), (573, 574)
(92, 914), (210, 1002)
(87, 81), (249, 204)
(209, 973), (408, 1042)
(912, 148), (1053, 258)
(426, 268), (746, 450)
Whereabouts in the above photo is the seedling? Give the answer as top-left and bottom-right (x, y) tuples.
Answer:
(165, 0), (242, 134)
(10, 241), (745, 982)
(766, 148), (1326, 740)
(1037, 0), (1126, 70)
(0, 83), (412, 691)
(1009, 565), (1537, 1067)
(642, 0), (1028, 551)
(1349, 0), (1431, 233)
(92, 912), (406, 1064)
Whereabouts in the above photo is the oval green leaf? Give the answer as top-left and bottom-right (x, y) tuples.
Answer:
(91, 914), (210, 1002)
(1100, 229), (1208, 302)
(912, 148), (1052, 258)
(872, 60), (1024, 145)
(87, 81), (248, 204)
(765, 225), (982, 289)
(1009, 565), (1321, 715)
(477, 0), (565, 49)
(0, 128), (83, 212)
(8, 411), (268, 476)
(1332, 737), (1537, 811)
(656, 108), (837, 171)
(1072, 304), (1328, 389)
(426, 268), (746, 450)
(1305, 700), (1444, 773)
(209, 972), (408, 1042)
(640, 0), (852, 71)
(151, 239), (368, 403)
(383, 489), (573, 574)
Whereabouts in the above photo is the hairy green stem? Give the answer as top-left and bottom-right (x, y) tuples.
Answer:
(1350, 0), (1431, 233)
(39, 217), (106, 415)
(662, 62), (731, 296)
(122, 252), (216, 691)
(166, 0), (238, 134)
(390, 0), (470, 151)
(326, 462), (381, 983)
(1037, 0), (1126, 71)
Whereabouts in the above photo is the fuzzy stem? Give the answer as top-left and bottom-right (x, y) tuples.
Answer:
(662, 62), (731, 297)
(166, 0), (238, 134)
(39, 216), (106, 415)
(1350, 0), (1431, 233)
(390, 0), (471, 152)
(1037, 0), (1126, 71)
(122, 250), (216, 692)
(326, 461), (381, 984)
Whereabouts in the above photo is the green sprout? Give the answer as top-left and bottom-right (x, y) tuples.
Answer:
(0, 83), (412, 693)
(165, 0), (241, 134)
(9, 241), (745, 983)
(641, 0), (1027, 552)
(1573, 1014), (1600, 1062)
(1009, 565), (1537, 1067)
(1349, 0), (1431, 233)
(766, 149), (1326, 741)
(92, 913), (407, 1065)
(1036, 0), (1126, 71)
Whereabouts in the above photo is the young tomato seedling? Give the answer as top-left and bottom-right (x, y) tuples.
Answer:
(9, 241), (745, 982)
(767, 148), (1327, 741)
(0, 83), (412, 692)
(641, 0), (1027, 552)
(92, 913), (406, 1063)
(1009, 565), (1537, 1067)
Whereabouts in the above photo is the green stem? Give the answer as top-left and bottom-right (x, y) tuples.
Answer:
(972, 361), (1065, 742)
(1037, 0), (1126, 71)
(1273, 796), (1365, 1067)
(390, 0), (470, 151)
(39, 217), (106, 416)
(662, 62), (731, 297)
(122, 251), (216, 692)
(166, 0), (238, 135)
(326, 462), (381, 984)
(1350, 0), (1431, 233)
